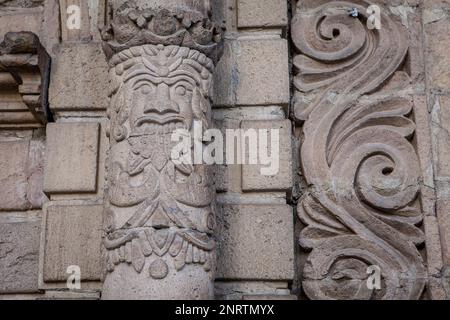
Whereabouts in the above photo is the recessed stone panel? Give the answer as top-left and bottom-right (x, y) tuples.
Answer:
(42, 204), (103, 282)
(48, 43), (109, 111)
(216, 204), (294, 280)
(241, 120), (293, 192)
(44, 122), (100, 194)
(237, 0), (288, 28)
(214, 38), (290, 107)
(0, 140), (29, 210)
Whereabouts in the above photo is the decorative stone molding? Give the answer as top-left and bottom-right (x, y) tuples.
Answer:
(292, 1), (426, 299)
(0, 31), (52, 126)
(101, 0), (222, 62)
(101, 0), (221, 300)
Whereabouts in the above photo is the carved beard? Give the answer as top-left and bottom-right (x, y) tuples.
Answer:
(127, 130), (179, 173)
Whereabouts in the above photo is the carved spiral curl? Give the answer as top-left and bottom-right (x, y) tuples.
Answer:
(294, 1), (426, 300)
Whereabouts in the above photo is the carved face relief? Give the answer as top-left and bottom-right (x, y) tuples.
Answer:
(127, 64), (195, 136)
(104, 45), (216, 278)
(109, 45), (212, 142)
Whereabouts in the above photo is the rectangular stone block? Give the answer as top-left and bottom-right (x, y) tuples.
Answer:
(44, 122), (100, 194)
(0, 140), (29, 210)
(424, 5), (450, 93)
(48, 43), (109, 111)
(241, 120), (292, 192)
(42, 204), (103, 282)
(0, 220), (40, 293)
(237, 0), (287, 28)
(436, 199), (450, 267)
(432, 96), (450, 178)
(214, 38), (290, 107)
(0, 8), (42, 41)
(216, 204), (294, 280)
(0, 134), (44, 211)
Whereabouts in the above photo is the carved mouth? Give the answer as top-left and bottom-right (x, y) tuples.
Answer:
(135, 115), (185, 127)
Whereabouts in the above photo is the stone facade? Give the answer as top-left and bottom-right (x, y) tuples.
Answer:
(0, 0), (449, 300)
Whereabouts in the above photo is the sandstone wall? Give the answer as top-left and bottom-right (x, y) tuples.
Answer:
(0, 0), (449, 300)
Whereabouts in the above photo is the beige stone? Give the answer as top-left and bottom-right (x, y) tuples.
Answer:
(436, 199), (450, 267)
(241, 120), (293, 192)
(424, 7), (450, 93)
(44, 122), (100, 194)
(292, 1), (426, 300)
(214, 38), (290, 107)
(0, 140), (29, 210)
(0, 220), (40, 293)
(48, 43), (109, 111)
(432, 96), (450, 178)
(0, 138), (45, 210)
(216, 204), (294, 280)
(237, 0), (287, 28)
(0, 8), (42, 41)
(101, 1), (221, 299)
(42, 204), (103, 282)
(59, 0), (105, 42)
(215, 281), (290, 300)
(214, 118), (242, 193)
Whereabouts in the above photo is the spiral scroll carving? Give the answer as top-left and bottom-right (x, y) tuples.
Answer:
(292, 1), (426, 299)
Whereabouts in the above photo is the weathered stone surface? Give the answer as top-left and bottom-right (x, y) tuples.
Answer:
(292, 1), (426, 300)
(101, 0), (221, 300)
(48, 43), (109, 111)
(237, 0), (287, 28)
(0, 219), (40, 293)
(0, 140), (29, 210)
(214, 38), (289, 107)
(431, 96), (450, 177)
(42, 204), (103, 282)
(44, 122), (100, 194)
(241, 120), (293, 192)
(59, 0), (105, 42)
(0, 8), (42, 41)
(0, 32), (52, 125)
(216, 204), (294, 280)
(0, 135), (45, 210)
(215, 281), (290, 300)
(423, 4), (450, 93)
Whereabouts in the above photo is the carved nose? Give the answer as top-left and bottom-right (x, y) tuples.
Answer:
(144, 83), (180, 114)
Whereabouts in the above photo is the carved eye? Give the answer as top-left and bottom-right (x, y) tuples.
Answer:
(139, 84), (153, 95)
(135, 82), (153, 95)
(175, 85), (187, 96)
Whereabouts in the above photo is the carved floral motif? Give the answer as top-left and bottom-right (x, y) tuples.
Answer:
(292, 0), (426, 299)
(101, 3), (222, 62)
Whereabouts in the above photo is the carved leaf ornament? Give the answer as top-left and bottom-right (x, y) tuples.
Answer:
(292, 1), (426, 299)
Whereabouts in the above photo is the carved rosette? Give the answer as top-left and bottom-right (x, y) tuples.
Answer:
(101, 0), (221, 300)
(292, 1), (426, 299)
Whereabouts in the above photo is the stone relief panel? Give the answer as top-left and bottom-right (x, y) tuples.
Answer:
(292, 0), (427, 299)
(101, 0), (222, 299)
(104, 44), (217, 278)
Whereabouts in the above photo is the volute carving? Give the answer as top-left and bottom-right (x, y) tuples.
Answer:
(292, 1), (426, 299)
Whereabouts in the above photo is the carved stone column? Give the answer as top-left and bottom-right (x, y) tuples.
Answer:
(100, 0), (221, 300)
